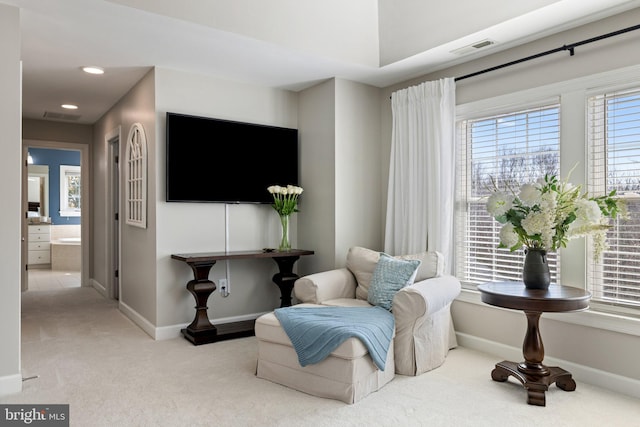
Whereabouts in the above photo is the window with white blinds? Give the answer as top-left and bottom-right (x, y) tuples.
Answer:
(456, 105), (561, 286)
(587, 88), (640, 308)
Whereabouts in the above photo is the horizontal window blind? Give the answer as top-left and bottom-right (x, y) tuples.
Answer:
(456, 105), (561, 286)
(587, 88), (640, 308)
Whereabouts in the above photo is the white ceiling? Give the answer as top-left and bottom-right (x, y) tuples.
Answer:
(4, 0), (640, 124)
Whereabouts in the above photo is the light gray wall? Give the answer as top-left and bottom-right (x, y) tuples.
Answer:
(90, 68), (385, 335)
(334, 79), (383, 261)
(94, 69), (158, 324)
(154, 67), (299, 327)
(23, 119), (93, 144)
(89, 118), (112, 294)
(381, 7), (640, 387)
(298, 80), (337, 274)
(297, 78), (384, 274)
(0, 4), (22, 396)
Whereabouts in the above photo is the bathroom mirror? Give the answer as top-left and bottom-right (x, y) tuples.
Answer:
(27, 165), (49, 217)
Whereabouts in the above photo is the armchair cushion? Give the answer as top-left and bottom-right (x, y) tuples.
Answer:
(397, 251), (444, 282)
(346, 246), (380, 300)
(273, 306), (395, 371)
(367, 253), (421, 310)
(347, 246), (444, 301)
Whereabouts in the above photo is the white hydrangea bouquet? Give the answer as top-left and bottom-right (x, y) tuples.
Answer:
(486, 173), (625, 259)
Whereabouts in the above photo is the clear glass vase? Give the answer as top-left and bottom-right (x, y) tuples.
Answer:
(278, 213), (291, 251)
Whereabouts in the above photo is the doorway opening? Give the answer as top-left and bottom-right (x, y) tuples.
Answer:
(108, 129), (120, 301)
(22, 140), (89, 293)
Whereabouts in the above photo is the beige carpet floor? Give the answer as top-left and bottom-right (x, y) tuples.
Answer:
(2, 287), (640, 427)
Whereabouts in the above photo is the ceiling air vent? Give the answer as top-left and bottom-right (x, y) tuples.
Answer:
(43, 111), (81, 121)
(450, 39), (496, 56)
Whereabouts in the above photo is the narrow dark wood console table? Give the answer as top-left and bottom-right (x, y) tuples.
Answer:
(171, 249), (314, 345)
(478, 281), (590, 406)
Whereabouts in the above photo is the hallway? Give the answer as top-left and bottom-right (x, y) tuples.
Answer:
(27, 269), (81, 291)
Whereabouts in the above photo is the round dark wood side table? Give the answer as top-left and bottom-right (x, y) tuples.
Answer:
(478, 281), (591, 406)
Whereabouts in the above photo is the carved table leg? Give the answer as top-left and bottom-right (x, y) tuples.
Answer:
(272, 255), (301, 307)
(555, 373), (577, 391)
(527, 389), (547, 406)
(519, 311), (549, 376)
(491, 365), (510, 382)
(181, 261), (218, 345)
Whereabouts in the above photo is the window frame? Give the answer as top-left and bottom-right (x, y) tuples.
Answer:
(455, 105), (562, 288)
(454, 64), (640, 331)
(59, 164), (81, 217)
(586, 86), (640, 311)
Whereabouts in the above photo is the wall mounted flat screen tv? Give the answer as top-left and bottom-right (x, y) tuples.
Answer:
(166, 112), (299, 203)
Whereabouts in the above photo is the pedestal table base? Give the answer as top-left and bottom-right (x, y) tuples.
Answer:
(491, 360), (577, 406)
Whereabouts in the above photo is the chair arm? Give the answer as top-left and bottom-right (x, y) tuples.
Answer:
(392, 275), (461, 376)
(294, 268), (357, 304)
(392, 275), (461, 325)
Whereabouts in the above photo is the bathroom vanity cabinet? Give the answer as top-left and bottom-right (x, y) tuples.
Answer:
(28, 224), (51, 266)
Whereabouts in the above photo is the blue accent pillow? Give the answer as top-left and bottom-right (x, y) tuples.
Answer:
(367, 253), (421, 311)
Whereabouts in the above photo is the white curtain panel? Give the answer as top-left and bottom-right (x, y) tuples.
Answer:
(384, 78), (456, 272)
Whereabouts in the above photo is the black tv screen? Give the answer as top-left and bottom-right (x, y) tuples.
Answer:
(166, 112), (299, 203)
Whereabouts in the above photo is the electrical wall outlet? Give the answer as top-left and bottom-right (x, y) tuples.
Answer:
(219, 278), (229, 297)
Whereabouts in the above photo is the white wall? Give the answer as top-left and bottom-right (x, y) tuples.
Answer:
(381, 8), (640, 395)
(0, 4), (23, 397)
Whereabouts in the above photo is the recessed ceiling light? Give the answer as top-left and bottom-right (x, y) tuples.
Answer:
(61, 104), (78, 110)
(82, 66), (104, 75)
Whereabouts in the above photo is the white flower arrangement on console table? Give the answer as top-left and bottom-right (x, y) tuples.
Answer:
(267, 185), (304, 251)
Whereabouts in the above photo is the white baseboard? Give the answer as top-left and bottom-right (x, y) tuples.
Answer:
(118, 300), (157, 339)
(0, 373), (22, 397)
(155, 312), (269, 341)
(90, 278), (107, 298)
(118, 301), (267, 341)
(456, 332), (640, 400)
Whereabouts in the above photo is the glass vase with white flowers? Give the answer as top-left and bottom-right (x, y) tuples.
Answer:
(486, 172), (626, 289)
(267, 185), (304, 251)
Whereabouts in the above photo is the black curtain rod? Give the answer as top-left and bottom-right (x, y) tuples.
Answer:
(454, 23), (640, 82)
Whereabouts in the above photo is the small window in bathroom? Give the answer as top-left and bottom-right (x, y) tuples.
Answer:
(60, 165), (81, 217)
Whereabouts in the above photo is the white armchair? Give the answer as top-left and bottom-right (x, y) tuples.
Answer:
(294, 246), (461, 376)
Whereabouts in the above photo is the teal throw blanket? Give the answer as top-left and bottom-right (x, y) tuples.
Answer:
(273, 306), (395, 371)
